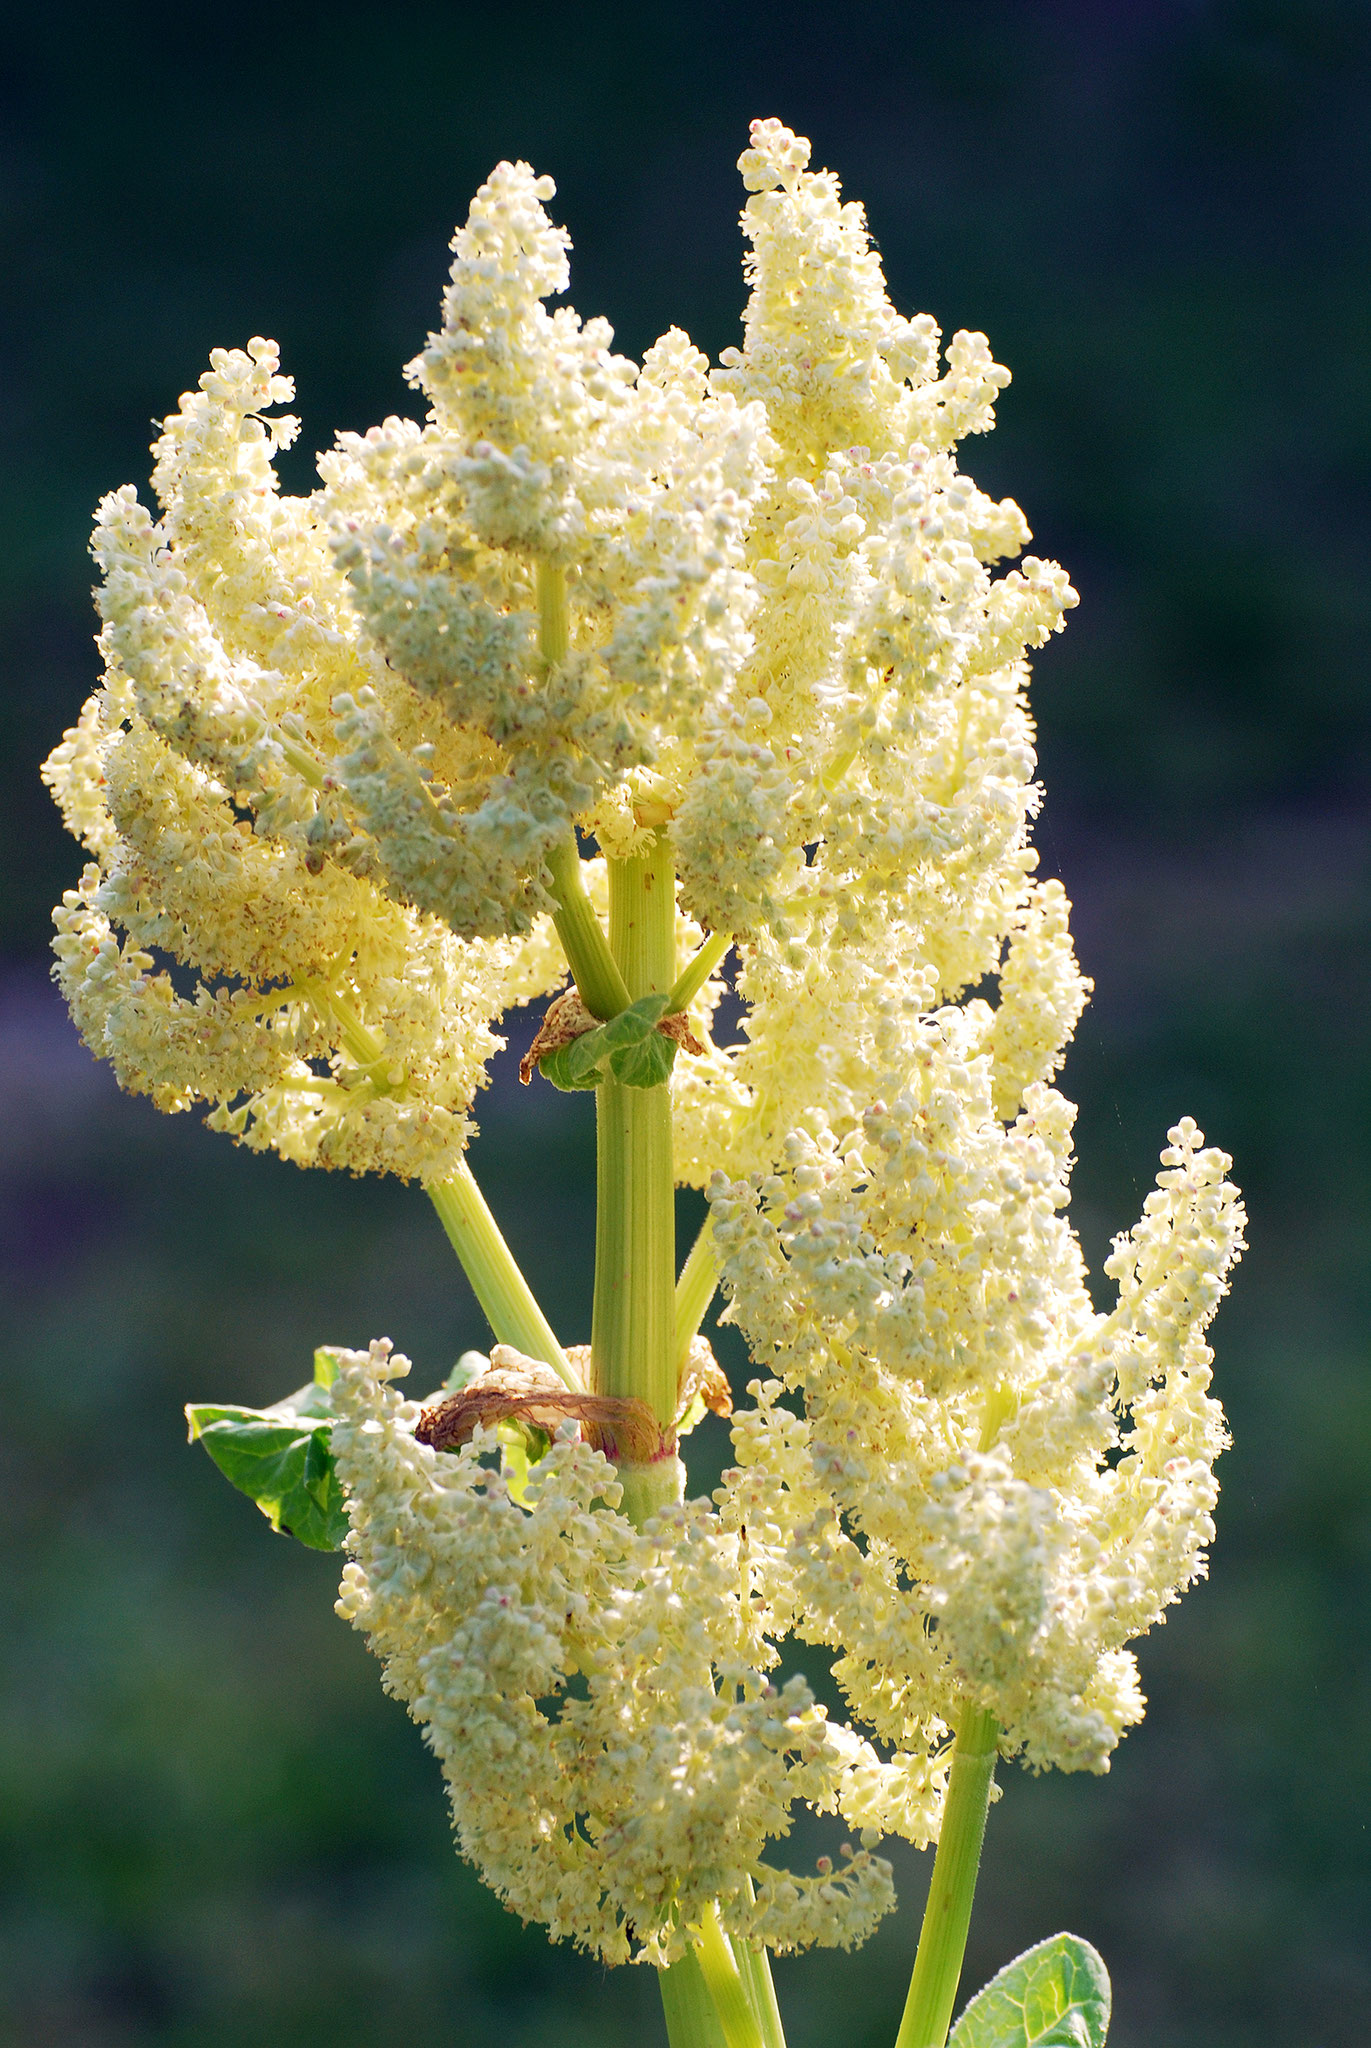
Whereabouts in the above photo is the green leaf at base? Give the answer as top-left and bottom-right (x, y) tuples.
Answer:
(186, 1350), (349, 1552)
(949, 1932), (1110, 2048)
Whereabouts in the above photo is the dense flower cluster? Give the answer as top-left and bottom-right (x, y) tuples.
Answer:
(46, 118), (1243, 1962)
(330, 1339), (896, 1965)
(44, 336), (571, 1182)
(710, 1106), (1241, 1774)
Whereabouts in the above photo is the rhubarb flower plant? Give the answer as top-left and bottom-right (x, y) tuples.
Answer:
(44, 119), (1244, 2048)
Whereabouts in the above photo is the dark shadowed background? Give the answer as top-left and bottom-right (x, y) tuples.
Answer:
(2, 4), (1368, 2044)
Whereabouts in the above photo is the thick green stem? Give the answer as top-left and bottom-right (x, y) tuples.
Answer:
(427, 1162), (578, 1390)
(592, 837), (679, 1524)
(611, 833), (676, 1002)
(546, 835), (631, 1020)
(586, 859), (784, 2041)
(895, 1705), (1000, 2048)
(674, 1216), (720, 1369)
(593, 1074), (674, 1421)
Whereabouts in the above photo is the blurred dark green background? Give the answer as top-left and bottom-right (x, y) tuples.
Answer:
(3, 4), (1367, 2044)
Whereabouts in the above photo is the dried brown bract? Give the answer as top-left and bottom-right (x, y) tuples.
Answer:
(519, 990), (598, 1084)
(416, 1344), (670, 1462)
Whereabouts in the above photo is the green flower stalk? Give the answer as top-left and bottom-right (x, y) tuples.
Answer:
(43, 117), (1245, 2047)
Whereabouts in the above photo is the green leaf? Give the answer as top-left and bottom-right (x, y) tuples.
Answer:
(597, 991), (669, 1049)
(186, 1378), (349, 1552)
(949, 1933), (1110, 2048)
(537, 994), (677, 1093)
(609, 1026), (677, 1088)
(539, 1031), (609, 1091)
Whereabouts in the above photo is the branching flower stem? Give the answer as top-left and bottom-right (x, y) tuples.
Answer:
(666, 928), (732, 1017)
(538, 561), (632, 1020)
(894, 1706), (1000, 2048)
(299, 975), (577, 1388)
(660, 1903), (784, 2048)
(731, 1899), (788, 2048)
(427, 1164), (578, 1389)
(674, 1216), (720, 1368)
(46, 119), (1248, 2041)
(546, 833), (631, 1019)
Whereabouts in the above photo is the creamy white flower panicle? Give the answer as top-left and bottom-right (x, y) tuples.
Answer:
(323, 162), (769, 909)
(710, 1093), (1243, 1773)
(47, 120), (1244, 1961)
(44, 335), (570, 1181)
(667, 120), (1081, 1186)
(330, 1340), (896, 1964)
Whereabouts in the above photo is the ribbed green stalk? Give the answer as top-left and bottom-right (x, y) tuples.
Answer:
(659, 1913), (785, 2048)
(895, 1705), (1000, 2048)
(427, 1162), (578, 1389)
(591, 838), (678, 1445)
